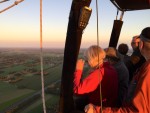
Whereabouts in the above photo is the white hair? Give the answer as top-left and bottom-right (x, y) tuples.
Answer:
(84, 45), (106, 66)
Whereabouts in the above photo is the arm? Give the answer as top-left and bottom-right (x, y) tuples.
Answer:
(74, 60), (102, 94)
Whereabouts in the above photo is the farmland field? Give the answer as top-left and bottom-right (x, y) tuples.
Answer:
(0, 48), (65, 113)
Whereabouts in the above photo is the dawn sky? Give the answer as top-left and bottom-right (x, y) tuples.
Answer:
(0, 0), (150, 49)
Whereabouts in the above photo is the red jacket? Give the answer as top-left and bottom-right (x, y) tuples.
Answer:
(102, 60), (150, 113)
(74, 62), (118, 107)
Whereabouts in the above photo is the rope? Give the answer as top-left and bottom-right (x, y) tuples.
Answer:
(0, 0), (9, 4)
(0, 0), (24, 13)
(119, 11), (124, 21)
(116, 9), (119, 20)
(1, 0), (47, 112)
(40, 0), (46, 113)
(95, 0), (103, 113)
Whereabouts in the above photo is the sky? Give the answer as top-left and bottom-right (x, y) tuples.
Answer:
(0, 0), (150, 49)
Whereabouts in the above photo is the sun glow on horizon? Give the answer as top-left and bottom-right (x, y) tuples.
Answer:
(0, 0), (150, 48)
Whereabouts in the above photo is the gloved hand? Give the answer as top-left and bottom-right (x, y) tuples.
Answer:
(130, 55), (140, 65)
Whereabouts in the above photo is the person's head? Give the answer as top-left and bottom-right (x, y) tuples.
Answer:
(139, 27), (150, 61)
(118, 43), (129, 55)
(131, 35), (140, 50)
(104, 47), (120, 64)
(84, 45), (106, 68)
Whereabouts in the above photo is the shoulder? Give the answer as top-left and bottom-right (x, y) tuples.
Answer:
(103, 61), (111, 67)
(103, 61), (115, 69)
(103, 62), (118, 75)
(138, 60), (150, 78)
(141, 60), (150, 70)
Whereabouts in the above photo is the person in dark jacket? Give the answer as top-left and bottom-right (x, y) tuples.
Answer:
(125, 35), (146, 83)
(105, 47), (129, 107)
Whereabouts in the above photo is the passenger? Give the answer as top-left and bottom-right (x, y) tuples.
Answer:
(117, 43), (130, 64)
(73, 45), (118, 110)
(104, 47), (129, 107)
(126, 35), (146, 83)
(84, 27), (150, 113)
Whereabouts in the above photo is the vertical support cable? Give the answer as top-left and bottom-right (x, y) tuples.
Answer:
(40, 0), (46, 113)
(116, 9), (119, 20)
(119, 11), (124, 21)
(96, 0), (103, 113)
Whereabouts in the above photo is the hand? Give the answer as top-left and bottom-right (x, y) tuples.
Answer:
(76, 59), (85, 71)
(84, 103), (100, 113)
(84, 104), (94, 113)
(131, 55), (140, 65)
(131, 48), (142, 64)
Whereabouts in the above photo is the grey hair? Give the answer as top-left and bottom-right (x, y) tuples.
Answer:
(84, 45), (106, 65)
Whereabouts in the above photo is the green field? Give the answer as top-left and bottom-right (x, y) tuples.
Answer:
(0, 82), (35, 105)
(15, 65), (62, 90)
(20, 94), (59, 113)
(0, 48), (64, 112)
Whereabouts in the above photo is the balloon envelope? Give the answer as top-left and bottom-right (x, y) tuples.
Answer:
(111, 0), (150, 11)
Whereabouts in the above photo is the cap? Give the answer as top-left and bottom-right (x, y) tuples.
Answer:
(140, 27), (150, 42)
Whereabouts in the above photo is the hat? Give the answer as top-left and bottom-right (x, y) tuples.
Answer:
(140, 27), (150, 42)
(104, 47), (118, 58)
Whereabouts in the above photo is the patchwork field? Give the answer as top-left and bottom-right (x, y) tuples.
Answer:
(0, 48), (64, 113)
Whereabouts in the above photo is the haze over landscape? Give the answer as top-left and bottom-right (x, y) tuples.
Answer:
(0, 0), (150, 113)
(0, 0), (150, 49)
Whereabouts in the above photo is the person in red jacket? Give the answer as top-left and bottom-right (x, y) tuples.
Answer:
(73, 45), (118, 110)
(84, 27), (150, 113)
